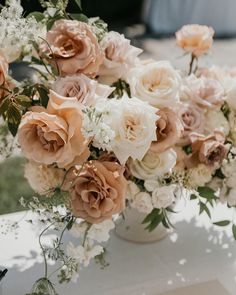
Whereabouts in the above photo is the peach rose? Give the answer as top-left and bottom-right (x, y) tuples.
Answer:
(18, 95), (89, 169)
(177, 102), (205, 145)
(176, 24), (214, 57)
(150, 107), (183, 153)
(183, 75), (225, 109)
(98, 31), (142, 84)
(190, 131), (228, 167)
(52, 74), (113, 107)
(68, 160), (127, 223)
(0, 53), (11, 101)
(41, 20), (104, 77)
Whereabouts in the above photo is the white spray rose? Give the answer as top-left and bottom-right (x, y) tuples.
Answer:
(24, 161), (65, 196)
(87, 220), (115, 243)
(152, 185), (176, 209)
(131, 191), (153, 214)
(126, 61), (181, 108)
(128, 148), (177, 180)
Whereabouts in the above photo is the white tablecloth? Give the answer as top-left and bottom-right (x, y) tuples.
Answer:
(0, 202), (236, 295)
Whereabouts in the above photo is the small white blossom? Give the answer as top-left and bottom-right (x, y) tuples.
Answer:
(87, 220), (115, 243)
(152, 185), (176, 209)
(131, 191), (153, 214)
(70, 222), (89, 239)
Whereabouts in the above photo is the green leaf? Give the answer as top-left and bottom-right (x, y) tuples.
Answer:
(199, 202), (211, 218)
(213, 220), (231, 227)
(198, 186), (216, 200)
(36, 85), (49, 108)
(8, 121), (18, 137)
(0, 98), (10, 115)
(69, 13), (88, 22)
(15, 95), (32, 108)
(232, 224), (236, 240)
(28, 12), (45, 22)
(142, 208), (160, 224)
(7, 104), (21, 125)
(74, 0), (82, 10)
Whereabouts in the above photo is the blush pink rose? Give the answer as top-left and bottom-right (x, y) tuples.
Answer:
(176, 24), (214, 57)
(177, 102), (205, 145)
(68, 160), (127, 223)
(98, 31), (142, 84)
(190, 131), (228, 167)
(183, 75), (225, 109)
(41, 20), (104, 77)
(52, 74), (113, 107)
(18, 93), (89, 169)
(150, 107), (183, 153)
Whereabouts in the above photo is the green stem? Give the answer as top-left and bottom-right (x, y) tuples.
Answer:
(188, 54), (196, 75)
(82, 223), (92, 247)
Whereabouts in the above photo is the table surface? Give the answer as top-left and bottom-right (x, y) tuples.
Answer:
(0, 201), (236, 295)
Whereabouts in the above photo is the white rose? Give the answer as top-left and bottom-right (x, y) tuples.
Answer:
(24, 161), (65, 196)
(131, 191), (153, 214)
(87, 220), (115, 243)
(98, 31), (142, 84)
(152, 185), (176, 209)
(224, 188), (236, 207)
(128, 148), (177, 180)
(188, 164), (213, 188)
(98, 95), (158, 164)
(126, 61), (181, 108)
(204, 109), (230, 136)
(144, 179), (159, 192)
(126, 181), (140, 200)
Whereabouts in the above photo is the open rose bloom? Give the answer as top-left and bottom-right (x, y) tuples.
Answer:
(2, 3), (236, 287)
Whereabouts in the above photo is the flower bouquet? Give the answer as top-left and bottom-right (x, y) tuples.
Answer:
(1, 0), (236, 294)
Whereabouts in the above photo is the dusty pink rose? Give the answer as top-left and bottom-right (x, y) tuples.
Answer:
(177, 103), (205, 145)
(52, 74), (113, 107)
(190, 131), (228, 167)
(176, 24), (214, 57)
(18, 94), (89, 169)
(183, 75), (225, 109)
(68, 160), (127, 223)
(150, 107), (183, 153)
(98, 31), (142, 84)
(41, 20), (104, 77)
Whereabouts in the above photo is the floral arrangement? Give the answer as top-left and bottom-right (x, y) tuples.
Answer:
(1, 0), (236, 294)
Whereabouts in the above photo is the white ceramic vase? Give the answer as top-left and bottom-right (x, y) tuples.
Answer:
(115, 207), (169, 243)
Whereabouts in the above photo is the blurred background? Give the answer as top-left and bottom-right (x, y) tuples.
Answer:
(1, 0), (236, 215)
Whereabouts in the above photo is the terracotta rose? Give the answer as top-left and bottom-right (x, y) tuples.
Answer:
(41, 20), (104, 77)
(150, 107), (183, 153)
(69, 160), (127, 223)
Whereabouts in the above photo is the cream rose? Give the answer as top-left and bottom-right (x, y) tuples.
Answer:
(41, 20), (103, 77)
(68, 160), (127, 223)
(176, 24), (214, 57)
(177, 103), (205, 145)
(24, 161), (65, 196)
(18, 94), (89, 169)
(150, 107), (183, 153)
(188, 164), (213, 188)
(126, 61), (181, 107)
(128, 148), (177, 180)
(52, 74), (113, 107)
(182, 75), (225, 109)
(98, 31), (142, 84)
(204, 109), (230, 136)
(99, 95), (158, 164)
